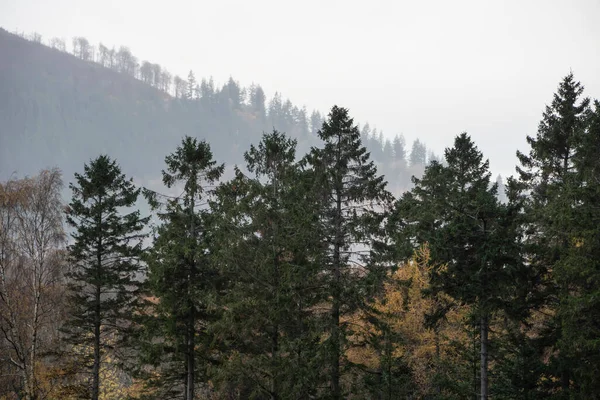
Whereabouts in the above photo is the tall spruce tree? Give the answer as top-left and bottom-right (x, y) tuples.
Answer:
(210, 131), (323, 398)
(304, 105), (392, 398)
(563, 99), (600, 394)
(393, 134), (521, 400)
(64, 155), (147, 400)
(516, 73), (595, 397)
(141, 136), (224, 400)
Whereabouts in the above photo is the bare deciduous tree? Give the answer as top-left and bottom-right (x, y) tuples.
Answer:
(49, 37), (66, 52)
(0, 170), (66, 399)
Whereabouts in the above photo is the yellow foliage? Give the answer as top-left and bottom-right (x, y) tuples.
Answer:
(348, 245), (470, 396)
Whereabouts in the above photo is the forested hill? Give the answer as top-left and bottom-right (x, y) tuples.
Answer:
(0, 28), (433, 193)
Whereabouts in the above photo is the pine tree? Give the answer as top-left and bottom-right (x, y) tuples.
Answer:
(562, 99), (600, 394)
(210, 131), (323, 398)
(64, 155), (147, 400)
(516, 73), (592, 397)
(393, 134), (521, 400)
(187, 70), (197, 100)
(141, 137), (224, 400)
(409, 139), (427, 166)
(392, 134), (407, 166)
(304, 105), (392, 398)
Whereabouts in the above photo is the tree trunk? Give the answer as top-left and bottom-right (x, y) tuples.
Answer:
(28, 264), (43, 400)
(92, 283), (101, 400)
(331, 188), (342, 399)
(186, 308), (195, 400)
(186, 195), (196, 400)
(480, 315), (488, 400)
(92, 208), (102, 400)
(272, 255), (280, 400)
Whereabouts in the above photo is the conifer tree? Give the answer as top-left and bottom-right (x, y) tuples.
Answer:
(64, 155), (147, 400)
(392, 134), (407, 166)
(210, 131), (323, 398)
(141, 137), (224, 400)
(409, 139), (427, 166)
(393, 134), (522, 400)
(516, 73), (594, 396)
(304, 105), (392, 398)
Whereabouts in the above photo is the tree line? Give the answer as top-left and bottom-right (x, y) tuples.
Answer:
(3, 28), (438, 196)
(3, 71), (597, 399)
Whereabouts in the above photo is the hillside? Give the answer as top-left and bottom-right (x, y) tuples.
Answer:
(0, 28), (427, 192)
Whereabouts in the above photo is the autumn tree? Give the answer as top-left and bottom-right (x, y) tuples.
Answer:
(393, 133), (523, 400)
(0, 170), (66, 400)
(349, 245), (472, 399)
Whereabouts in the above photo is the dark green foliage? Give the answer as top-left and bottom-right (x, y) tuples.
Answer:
(393, 134), (524, 399)
(304, 105), (393, 398)
(516, 73), (600, 397)
(64, 155), (147, 400)
(7, 27), (600, 398)
(210, 131), (324, 399)
(140, 137), (224, 399)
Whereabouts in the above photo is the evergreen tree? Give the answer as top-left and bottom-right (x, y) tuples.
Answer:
(304, 105), (392, 398)
(210, 131), (323, 398)
(64, 155), (147, 400)
(516, 73), (594, 397)
(248, 83), (266, 119)
(141, 137), (224, 400)
(409, 139), (427, 166)
(383, 139), (394, 163)
(392, 134), (407, 166)
(562, 99), (600, 394)
(393, 134), (522, 400)
(310, 110), (323, 136)
(187, 70), (197, 100)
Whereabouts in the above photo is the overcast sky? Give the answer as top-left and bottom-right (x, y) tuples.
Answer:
(2, 0), (599, 177)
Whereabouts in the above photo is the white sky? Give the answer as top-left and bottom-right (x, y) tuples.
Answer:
(2, 0), (600, 178)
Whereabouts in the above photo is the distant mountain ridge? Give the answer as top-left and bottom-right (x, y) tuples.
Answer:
(0, 28), (432, 194)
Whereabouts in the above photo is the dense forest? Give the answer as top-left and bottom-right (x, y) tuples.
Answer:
(2, 28), (600, 400)
(0, 28), (440, 197)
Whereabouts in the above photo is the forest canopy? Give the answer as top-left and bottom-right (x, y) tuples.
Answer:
(2, 27), (600, 400)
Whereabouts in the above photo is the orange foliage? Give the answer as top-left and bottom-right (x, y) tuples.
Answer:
(348, 245), (470, 396)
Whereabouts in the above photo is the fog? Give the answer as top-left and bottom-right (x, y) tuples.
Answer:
(2, 0), (600, 177)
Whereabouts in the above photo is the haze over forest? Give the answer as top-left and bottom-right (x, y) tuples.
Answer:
(2, 1), (600, 400)
(3, 0), (600, 179)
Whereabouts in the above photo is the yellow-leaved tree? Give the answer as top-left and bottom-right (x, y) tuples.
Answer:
(347, 245), (473, 398)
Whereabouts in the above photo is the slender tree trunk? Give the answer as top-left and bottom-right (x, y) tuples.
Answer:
(272, 254), (280, 400)
(28, 257), (44, 400)
(92, 208), (102, 400)
(186, 305), (195, 400)
(434, 326), (441, 396)
(28, 292), (40, 400)
(186, 194), (196, 400)
(272, 322), (279, 400)
(92, 283), (101, 400)
(472, 328), (478, 400)
(331, 189), (342, 399)
(480, 315), (488, 400)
